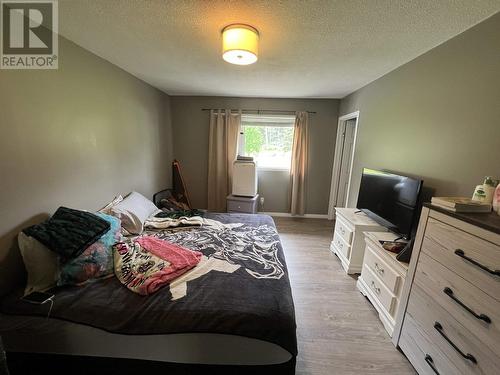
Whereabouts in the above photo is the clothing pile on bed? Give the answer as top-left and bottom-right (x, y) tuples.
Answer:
(114, 236), (201, 295)
(18, 192), (208, 297)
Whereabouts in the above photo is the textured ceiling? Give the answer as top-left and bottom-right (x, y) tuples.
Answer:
(58, 0), (500, 98)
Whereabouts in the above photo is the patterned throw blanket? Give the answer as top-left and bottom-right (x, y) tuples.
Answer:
(140, 217), (286, 300)
(113, 236), (202, 295)
(115, 217), (285, 298)
(150, 220), (285, 280)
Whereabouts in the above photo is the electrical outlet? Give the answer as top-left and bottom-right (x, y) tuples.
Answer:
(259, 196), (265, 207)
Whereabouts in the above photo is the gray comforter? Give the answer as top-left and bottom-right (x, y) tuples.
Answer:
(0, 213), (297, 356)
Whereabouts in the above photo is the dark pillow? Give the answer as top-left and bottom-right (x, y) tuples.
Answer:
(23, 206), (110, 260)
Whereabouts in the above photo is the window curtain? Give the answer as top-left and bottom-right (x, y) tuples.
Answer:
(207, 109), (241, 212)
(290, 111), (309, 215)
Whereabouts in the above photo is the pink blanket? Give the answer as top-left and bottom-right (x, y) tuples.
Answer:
(113, 236), (202, 295)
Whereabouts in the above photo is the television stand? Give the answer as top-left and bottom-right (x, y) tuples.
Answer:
(330, 208), (387, 274)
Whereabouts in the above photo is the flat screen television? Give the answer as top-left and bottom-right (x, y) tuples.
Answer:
(357, 168), (423, 240)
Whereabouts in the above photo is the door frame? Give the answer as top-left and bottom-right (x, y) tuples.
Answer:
(327, 111), (360, 220)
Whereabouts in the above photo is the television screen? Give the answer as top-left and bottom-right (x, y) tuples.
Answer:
(356, 168), (423, 239)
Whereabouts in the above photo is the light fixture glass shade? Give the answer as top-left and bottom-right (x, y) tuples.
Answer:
(222, 24), (259, 65)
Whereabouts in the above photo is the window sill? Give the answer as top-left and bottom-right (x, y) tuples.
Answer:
(257, 167), (291, 172)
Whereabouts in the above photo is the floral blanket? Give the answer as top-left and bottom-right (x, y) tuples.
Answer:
(113, 236), (202, 295)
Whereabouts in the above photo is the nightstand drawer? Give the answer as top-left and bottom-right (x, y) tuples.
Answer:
(362, 264), (396, 316)
(334, 217), (353, 244)
(227, 199), (257, 213)
(333, 231), (351, 259)
(364, 243), (402, 295)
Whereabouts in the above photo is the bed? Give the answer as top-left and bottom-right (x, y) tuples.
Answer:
(0, 212), (297, 374)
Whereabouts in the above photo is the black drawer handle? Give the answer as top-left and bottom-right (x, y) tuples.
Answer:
(443, 287), (491, 324)
(434, 322), (477, 364)
(454, 249), (500, 277)
(425, 354), (440, 375)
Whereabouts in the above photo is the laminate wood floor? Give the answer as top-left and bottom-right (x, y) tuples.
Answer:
(273, 217), (415, 375)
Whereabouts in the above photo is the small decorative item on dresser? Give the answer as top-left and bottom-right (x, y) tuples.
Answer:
(380, 240), (407, 254)
(483, 177), (499, 203)
(472, 176), (498, 204)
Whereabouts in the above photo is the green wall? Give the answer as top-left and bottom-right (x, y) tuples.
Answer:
(340, 12), (500, 207)
(0, 36), (173, 295)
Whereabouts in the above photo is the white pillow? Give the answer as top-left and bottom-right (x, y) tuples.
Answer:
(18, 232), (60, 296)
(110, 192), (160, 234)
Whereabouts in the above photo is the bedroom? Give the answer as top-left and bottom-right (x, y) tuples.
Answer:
(1, 1), (499, 374)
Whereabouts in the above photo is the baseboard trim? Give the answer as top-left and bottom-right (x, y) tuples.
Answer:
(303, 214), (330, 219)
(259, 212), (330, 219)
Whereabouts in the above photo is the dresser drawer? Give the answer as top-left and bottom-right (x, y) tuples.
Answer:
(414, 252), (500, 358)
(334, 216), (353, 244)
(227, 199), (255, 213)
(406, 284), (499, 375)
(400, 313), (463, 375)
(364, 243), (402, 295)
(333, 231), (351, 259)
(361, 264), (396, 316)
(422, 218), (500, 300)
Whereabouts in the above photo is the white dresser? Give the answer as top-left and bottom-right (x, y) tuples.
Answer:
(357, 231), (409, 336)
(331, 208), (387, 274)
(395, 205), (500, 375)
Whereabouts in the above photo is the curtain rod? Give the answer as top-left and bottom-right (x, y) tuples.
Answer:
(201, 108), (316, 114)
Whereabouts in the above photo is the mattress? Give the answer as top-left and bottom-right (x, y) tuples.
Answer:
(0, 213), (296, 366)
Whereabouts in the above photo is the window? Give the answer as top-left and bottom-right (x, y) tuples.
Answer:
(239, 114), (295, 170)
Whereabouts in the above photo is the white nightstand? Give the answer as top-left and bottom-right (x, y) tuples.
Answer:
(330, 208), (387, 274)
(357, 231), (409, 337)
(227, 194), (259, 214)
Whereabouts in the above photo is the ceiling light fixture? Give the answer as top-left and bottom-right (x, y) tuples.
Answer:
(222, 24), (259, 65)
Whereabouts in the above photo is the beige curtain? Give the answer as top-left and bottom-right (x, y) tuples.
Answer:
(290, 111), (309, 215)
(207, 109), (241, 212)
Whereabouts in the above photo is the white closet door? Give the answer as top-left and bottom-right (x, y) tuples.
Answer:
(336, 119), (356, 207)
